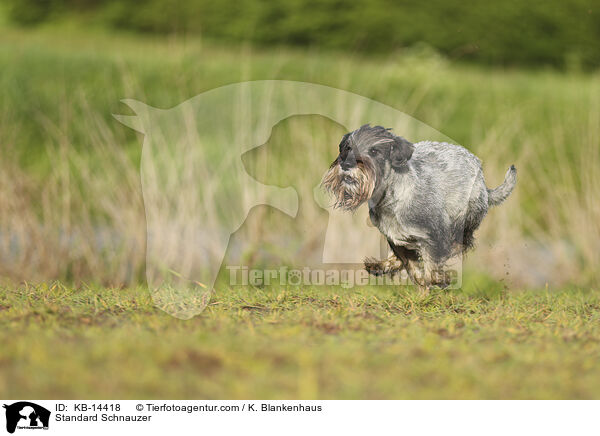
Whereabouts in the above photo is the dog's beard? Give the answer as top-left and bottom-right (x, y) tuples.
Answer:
(321, 159), (375, 211)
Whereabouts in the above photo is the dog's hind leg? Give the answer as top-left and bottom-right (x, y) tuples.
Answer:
(420, 240), (453, 289)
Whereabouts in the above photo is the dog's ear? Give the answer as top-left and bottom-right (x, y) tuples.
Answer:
(390, 137), (414, 170)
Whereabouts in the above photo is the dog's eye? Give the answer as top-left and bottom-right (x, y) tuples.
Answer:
(369, 148), (380, 157)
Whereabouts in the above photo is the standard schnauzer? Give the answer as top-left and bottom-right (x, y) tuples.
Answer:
(322, 124), (517, 288)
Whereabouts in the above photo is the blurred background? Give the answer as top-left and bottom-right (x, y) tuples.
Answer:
(0, 0), (598, 289)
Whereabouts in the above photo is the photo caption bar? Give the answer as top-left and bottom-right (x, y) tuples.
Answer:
(1, 400), (597, 435)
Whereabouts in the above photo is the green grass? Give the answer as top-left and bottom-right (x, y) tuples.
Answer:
(1, 282), (599, 399)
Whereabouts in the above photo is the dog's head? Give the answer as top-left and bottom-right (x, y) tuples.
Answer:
(321, 124), (414, 211)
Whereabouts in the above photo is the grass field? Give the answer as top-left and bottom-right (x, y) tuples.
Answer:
(1, 282), (599, 399)
(0, 23), (599, 399)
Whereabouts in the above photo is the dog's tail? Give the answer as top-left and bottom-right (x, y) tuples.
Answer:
(488, 165), (517, 206)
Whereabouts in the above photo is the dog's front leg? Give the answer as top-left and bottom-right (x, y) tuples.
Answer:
(364, 254), (405, 277)
(387, 242), (423, 287)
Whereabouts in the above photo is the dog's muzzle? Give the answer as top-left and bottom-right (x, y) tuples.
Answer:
(321, 158), (375, 211)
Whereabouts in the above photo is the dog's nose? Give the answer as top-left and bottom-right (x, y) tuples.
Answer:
(340, 154), (356, 171)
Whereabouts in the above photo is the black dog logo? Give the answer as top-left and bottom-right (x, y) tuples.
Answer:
(3, 402), (50, 434)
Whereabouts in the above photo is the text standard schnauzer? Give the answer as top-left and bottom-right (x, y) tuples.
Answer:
(322, 124), (517, 289)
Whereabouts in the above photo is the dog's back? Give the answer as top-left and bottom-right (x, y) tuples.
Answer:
(412, 141), (483, 178)
(408, 140), (516, 250)
(410, 141), (486, 216)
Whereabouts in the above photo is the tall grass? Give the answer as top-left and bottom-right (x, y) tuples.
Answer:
(0, 95), (146, 285)
(0, 26), (598, 289)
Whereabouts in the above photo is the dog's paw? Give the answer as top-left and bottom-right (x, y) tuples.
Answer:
(364, 257), (386, 276)
(365, 256), (406, 277)
(430, 269), (451, 289)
